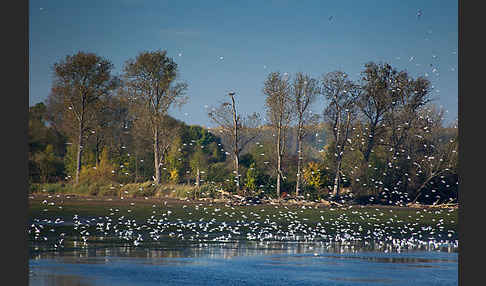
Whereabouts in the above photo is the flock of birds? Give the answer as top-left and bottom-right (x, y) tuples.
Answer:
(30, 8), (458, 258)
(28, 195), (458, 256)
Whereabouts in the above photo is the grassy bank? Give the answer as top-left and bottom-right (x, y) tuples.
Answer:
(28, 193), (458, 244)
(29, 181), (206, 199)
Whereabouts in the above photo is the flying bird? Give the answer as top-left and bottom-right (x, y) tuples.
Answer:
(417, 9), (422, 19)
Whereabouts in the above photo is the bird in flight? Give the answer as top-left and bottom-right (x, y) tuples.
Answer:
(417, 9), (422, 19)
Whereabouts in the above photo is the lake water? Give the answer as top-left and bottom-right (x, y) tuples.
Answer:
(29, 241), (457, 286)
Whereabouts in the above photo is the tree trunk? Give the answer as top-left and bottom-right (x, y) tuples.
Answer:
(296, 133), (303, 197)
(332, 157), (342, 197)
(363, 137), (374, 162)
(196, 167), (200, 188)
(135, 153), (139, 183)
(363, 120), (378, 162)
(276, 126), (282, 197)
(230, 93), (240, 191)
(95, 135), (100, 167)
(333, 111), (352, 198)
(153, 130), (161, 185)
(75, 123), (83, 185)
(331, 105), (341, 197)
(234, 154), (240, 190)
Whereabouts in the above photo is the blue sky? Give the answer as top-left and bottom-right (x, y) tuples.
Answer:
(29, 0), (458, 127)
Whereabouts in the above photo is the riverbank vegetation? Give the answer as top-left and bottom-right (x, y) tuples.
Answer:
(29, 50), (458, 206)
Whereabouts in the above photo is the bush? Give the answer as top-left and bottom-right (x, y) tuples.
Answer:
(30, 183), (67, 194)
(198, 183), (223, 198)
(45, 183), (66, 194)
(119, 181), (159, 198)
(152, 184), (199, 199)
(29, 183), (41, 193)
(206, 162), (231, 184)
(98, 184), (119, 197)
(171, 184), (198, 199)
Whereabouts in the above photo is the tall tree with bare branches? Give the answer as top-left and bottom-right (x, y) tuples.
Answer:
(321, 71), (360, 197)
(291, 73), (320, 197)
(263, 72), (294, 197)
(408, 106), (458, 203)
(208, 92), (261, 193)
(123, 50), (188, 185)
(50, 51), (118, 185)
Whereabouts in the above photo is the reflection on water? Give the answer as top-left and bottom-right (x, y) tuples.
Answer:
(29, 272), (95, 286)
(30, 239), (457, 261)
(29, 241), (458, 286)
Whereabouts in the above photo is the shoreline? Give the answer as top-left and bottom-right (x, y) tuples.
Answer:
(28, 192), (458, 210)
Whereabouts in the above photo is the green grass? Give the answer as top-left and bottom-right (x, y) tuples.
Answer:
(28, 195), (458, 243)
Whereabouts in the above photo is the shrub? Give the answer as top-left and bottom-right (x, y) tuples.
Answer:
(199, 183), (223, 198)
(170, 184), (198, 199)
(29, 183), (67, 194)
(119, 181), (159, 198)
(45, 183), (66, 194)
(98, 184), (119, 197)
(29, 183), (41, 193)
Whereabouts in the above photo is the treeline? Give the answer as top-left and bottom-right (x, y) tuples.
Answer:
(28, 50), (458, 205)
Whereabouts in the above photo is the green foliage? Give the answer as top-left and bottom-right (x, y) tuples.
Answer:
(29, 103), (67, 183)
(198, 182), (223, 198)
(63, 144), (77, 179)
(165, 136), (184, 183)
(30, 183), (67, 194)
(207, 141), (225, 163)
(239, 153), (255, 168)
(110, 148), (137, 184)
(33, 145), (62, 183)
(69, 147), (120, 195)
(302, 162), (326, 189)
(83, 149), (97, 169)
(27, 57), (458, 205)
(79, 148), (115, 179)
(189, 148), (208, 173)
(245, 162), (262, 195)
(206, 162), (230, 184)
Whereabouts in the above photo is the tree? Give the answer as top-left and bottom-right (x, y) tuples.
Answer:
(190, 148), (208, 188)
(93, 91), (132, 168)
(34, 145), (59, 183)
(356, 62), (398, 163)
(166, 135), (184, 184)
(383, 72), (431, 150)
(409, 106), (458, 203)
(291, 72), (320, 197)
(50, 51), (118, 185)
(378, 72), (432, 198)
(29, 102), (67, 182)
(245, 162), (262, 196)
(263, 72), (294, 197)
(208, 92), (261, 192)
(321, 71), (360, 197)
(302, 161), (324, 190)
(123, 50), (188, 184)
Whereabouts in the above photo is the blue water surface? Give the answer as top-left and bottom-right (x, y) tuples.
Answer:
(29, 243), (457, 286)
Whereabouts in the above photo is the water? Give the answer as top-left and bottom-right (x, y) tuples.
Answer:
(28, 197), (458, 285)
(29, 241), (457, 286)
